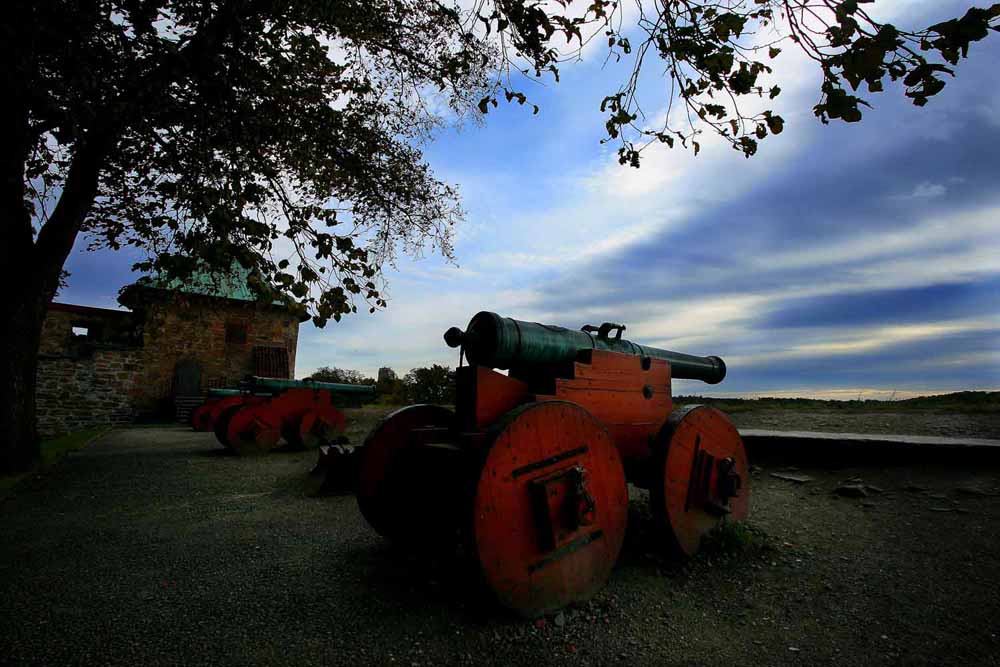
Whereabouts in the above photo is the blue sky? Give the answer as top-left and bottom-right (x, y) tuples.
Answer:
(58, 1), (1000, 398)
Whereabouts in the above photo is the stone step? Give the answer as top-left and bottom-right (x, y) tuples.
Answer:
(174, 394), (205, 423)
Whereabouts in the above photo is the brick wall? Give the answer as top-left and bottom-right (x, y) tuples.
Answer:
(36, 350), (142, 438)
(36, 298), (300, 433)
(36, 304), (142, 437)
(132, 300), (299, 414)
(38, 304), (139, 356)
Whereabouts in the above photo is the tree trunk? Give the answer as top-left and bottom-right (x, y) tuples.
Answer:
(0, 294), (46, 475)
(1, 78), (103, 474)
(0, 0), (250, 474)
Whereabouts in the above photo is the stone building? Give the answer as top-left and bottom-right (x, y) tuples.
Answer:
(37, 303), (143, 437)
(37, 281), (302, 438)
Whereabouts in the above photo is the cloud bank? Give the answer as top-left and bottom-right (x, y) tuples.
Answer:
(60, 2), (1000, 397)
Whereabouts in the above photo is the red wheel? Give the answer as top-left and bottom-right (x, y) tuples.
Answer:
(214, 404), (242, 449)
(191, 401), (215, 431)
(356, 405), (455, 541)
(471, 401), (628, 617)
(195, 395), (249, 432)
(650, 405), (749, 558)
(288, 408), (346, 450)
(224, 403), (283, 456)
(210, 397), (267, 445)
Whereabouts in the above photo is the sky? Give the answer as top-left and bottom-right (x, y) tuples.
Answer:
(58, 1), (1000, 399)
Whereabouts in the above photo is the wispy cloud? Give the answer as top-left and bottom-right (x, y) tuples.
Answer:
(890, 181), (947, 201)
(59, 1), (1000, 398)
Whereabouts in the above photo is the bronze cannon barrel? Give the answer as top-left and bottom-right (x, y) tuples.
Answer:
(207, 388), (245, 397)
(444, 311), (726, 384)
(243, 376), (377, 396)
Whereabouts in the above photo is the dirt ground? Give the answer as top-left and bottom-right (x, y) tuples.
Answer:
(1, 411), (999, 666)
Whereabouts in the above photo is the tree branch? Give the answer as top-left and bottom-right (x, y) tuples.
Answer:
(30, 0), (269, 297)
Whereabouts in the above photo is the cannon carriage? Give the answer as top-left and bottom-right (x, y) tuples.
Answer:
(199, 376), (375, 456)
(355, 311), (748, 616)
(191, 388), (268, 432)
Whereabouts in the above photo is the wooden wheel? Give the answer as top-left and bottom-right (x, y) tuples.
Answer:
(224, 403), (283, 456)
(213, 404), (243, 449)
(195, 395), (256, 432)
(650, 405), (749, 558)
(289, 406), (347, 449)
(190, 401), (216, 431)
(470, 401), (628, 617)
(284, 408), (346, 450)
(356, 404), (455, 541)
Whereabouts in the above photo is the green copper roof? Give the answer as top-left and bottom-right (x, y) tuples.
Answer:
(129, 262), (288, 305)
(146, 264), (258, 301)
(121, 261), (302, 316)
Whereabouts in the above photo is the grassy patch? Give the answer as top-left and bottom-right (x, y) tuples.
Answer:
(0, 427), (110, 495)
(39, 428), (109, 465)
(125, 422), (185, 429)
(698, 521), (773, 560)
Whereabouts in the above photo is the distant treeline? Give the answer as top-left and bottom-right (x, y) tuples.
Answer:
(304, 369), (998, 415)
(676, 391), (1000, 415)
(306, 365), (455, 406)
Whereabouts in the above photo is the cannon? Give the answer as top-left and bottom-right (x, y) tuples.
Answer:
(213, 376), (376, 456)
(356, 311), (748, 616)
(191, 388), (269, 432)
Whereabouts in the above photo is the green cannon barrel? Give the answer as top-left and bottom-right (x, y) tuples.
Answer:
(207, 388), (274, 397)
(246, 376), (377, 396)
(444, 311), (727, 384)
(207, 388), (244, 397)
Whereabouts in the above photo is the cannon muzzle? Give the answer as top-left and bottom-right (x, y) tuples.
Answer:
(445, 311), (726, 384)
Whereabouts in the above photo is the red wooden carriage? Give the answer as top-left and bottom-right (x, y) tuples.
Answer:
(191, 377), (375, 456)
(356, 312), (748, 616)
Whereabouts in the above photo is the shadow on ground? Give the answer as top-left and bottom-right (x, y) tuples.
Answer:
(1, 425), (998, 666)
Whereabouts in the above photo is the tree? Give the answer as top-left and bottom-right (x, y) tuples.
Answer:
(5, 0), (491, 472)
(401, 365), (456, 405)
(306, 367), (375, 386)
(3, 1), (997, 472)
(375, 367), (404, 402)
(473, 1), (1000, 163)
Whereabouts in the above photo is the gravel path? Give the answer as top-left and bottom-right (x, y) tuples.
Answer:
(2, 425), (999, 665)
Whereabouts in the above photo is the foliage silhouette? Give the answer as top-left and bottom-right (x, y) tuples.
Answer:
(2, 0), (997, 471)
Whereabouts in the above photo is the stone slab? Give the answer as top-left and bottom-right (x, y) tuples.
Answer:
(739, 429), (1000, 463)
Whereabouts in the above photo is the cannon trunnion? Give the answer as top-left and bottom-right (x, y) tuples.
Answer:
(356, 312), (749, 617)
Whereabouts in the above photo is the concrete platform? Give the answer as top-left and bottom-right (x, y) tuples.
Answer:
(739, 428), (1000, 463)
